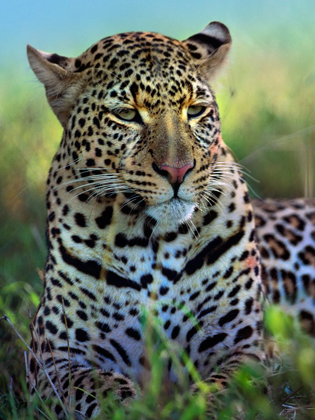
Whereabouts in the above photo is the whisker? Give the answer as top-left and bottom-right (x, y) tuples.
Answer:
(185, 216), (199, 239)
(201, 191), (225, 212)
(150, 217), (161, 239)
(55, 174), (123, 190)
(87, 185), (130, 203)
(66, 179), (125, 193)
(126, 198), (145, 217)
(213, 162), (259, 182)
(119, 195), (142, 212)
(61, 183), (129, 207)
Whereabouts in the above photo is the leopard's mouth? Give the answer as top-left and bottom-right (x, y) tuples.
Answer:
(119, 189), (197, 226)
(145, 197), (196, 224)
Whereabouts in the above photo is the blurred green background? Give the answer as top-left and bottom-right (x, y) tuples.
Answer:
(0, 0), (314, 405)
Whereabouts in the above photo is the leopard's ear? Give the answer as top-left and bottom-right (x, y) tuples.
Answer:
(183, 21), (232, 82)
(27, 45), (84, 127)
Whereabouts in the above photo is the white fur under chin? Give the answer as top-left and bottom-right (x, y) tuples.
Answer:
(146, 199), (196, 228)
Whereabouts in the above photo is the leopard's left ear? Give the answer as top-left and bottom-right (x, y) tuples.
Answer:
(27, 45), (84, 127)
(183, 21), (232, 82)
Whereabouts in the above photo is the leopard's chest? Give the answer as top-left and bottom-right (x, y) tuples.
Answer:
(41, 189), (261, 382)
(40, 226), (256, 381)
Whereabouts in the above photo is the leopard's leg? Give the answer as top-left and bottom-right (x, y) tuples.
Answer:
(190, 313), (265, 396)
(191, 350), (263, 395)
(29, 356), (137, 419)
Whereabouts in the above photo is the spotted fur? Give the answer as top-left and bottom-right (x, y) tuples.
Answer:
(26, 22), (314, 418)
(253, 198), (315, 334)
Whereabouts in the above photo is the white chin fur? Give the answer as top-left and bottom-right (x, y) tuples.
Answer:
(146, 199), (196, 227)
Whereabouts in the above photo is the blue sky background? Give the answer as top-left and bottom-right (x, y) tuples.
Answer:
(1, 0), (314, 69)
(0, 0), (314, 205)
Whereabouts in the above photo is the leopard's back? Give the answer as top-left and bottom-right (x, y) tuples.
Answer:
(253, 198), (315, 334)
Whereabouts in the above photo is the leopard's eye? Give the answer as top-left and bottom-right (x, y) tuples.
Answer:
(115, 108), (137, 122)
(187, 105), (206, 119)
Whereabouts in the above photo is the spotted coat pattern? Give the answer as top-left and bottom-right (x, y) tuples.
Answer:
(254, 198), (315, 334)
(26, 22), (314, 418)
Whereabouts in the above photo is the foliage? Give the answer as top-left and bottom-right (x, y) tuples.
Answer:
(1, 307), (315, 419)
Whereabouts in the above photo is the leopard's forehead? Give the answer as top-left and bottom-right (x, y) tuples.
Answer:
(74, 32), (193, 74)
(28, 21), (231, 125)
(70, 31), (212, 112)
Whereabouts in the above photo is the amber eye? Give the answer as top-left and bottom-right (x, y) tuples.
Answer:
(114, 108), (137, 121)
(187, 105), (206, 119)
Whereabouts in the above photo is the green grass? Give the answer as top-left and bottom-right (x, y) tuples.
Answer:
(1, 308), (315, 419)
(0, 34), (315, 419)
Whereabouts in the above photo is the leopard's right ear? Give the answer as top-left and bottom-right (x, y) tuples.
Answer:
(183, 21), (232, 83)
(27, 45), (85, 127)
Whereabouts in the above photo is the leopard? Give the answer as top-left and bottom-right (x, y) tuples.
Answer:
(26, 21), (315, 418)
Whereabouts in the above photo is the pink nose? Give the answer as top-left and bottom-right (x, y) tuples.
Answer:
(159, 163), (194, 185)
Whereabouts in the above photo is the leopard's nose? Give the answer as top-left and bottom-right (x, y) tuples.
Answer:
(152, 162), (194, 185)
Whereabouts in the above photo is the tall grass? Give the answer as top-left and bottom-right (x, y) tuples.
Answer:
(0, 33), (314, 419)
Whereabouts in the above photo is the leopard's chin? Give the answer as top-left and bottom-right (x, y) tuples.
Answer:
(146, 198), (196, 226)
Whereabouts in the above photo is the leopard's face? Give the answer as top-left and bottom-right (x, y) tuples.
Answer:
(65, 33), (222, 224)
(30, 27), (231, 229)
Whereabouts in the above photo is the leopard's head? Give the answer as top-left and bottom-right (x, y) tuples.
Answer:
(27, 22), (231, 225)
